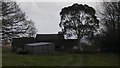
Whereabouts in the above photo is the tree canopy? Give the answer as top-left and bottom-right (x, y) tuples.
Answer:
(59, 3), (99, 39)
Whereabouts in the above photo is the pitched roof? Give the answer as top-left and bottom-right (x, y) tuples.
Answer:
(36, 34), (60, 42)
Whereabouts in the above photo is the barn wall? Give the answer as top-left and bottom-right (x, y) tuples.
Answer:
(24, 43), (55, 55)
(12, 37), (35, 52)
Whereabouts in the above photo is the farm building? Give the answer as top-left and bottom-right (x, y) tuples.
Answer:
(12, 37), (35, 52)
(24, 42), (55, 55)
(35, 34), (79, 51)
(12, 33), (79, 54)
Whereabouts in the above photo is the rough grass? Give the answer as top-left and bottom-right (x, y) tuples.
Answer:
(2, 47), (119, 66)
(0, 47), (2, 67)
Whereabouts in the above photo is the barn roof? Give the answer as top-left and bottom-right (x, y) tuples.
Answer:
(36, 34), (60, 42)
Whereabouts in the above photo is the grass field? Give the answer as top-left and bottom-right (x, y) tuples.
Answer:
(0, 47), (2, 67)
(2, 47), (119, 66)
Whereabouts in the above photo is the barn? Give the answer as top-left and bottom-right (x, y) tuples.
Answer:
(12, 37), (35, 52)
(35, 34), (79, 52)
(12, 34), (79, 54)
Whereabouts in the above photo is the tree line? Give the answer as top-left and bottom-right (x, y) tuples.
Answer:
(59, 1), (120, 52)
(1, 0), (119, 52)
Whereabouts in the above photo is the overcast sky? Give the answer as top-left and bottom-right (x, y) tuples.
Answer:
(14, 0), (120, 34)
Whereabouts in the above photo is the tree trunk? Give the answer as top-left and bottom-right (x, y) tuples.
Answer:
(77, 39), (83, 53)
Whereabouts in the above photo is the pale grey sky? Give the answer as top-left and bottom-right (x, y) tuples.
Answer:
(17, 2), (103, 34)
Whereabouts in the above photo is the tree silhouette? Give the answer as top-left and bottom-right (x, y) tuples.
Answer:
(98, 1), (120, 52)
(59, 3), (99, 51)
(2, 1), (37, 44)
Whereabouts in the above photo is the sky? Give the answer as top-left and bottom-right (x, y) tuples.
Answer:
(13, 0), (118, 34)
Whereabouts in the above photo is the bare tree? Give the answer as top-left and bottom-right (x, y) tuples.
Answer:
(98, 1), (120, 52)
(2, 1), (37, 44)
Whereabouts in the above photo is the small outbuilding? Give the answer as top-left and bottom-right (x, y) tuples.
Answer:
(24, 42), (55, 55)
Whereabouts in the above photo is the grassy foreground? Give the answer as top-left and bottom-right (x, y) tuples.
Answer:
(2, 47), (119, 66)
(0, 47), (2, 67)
